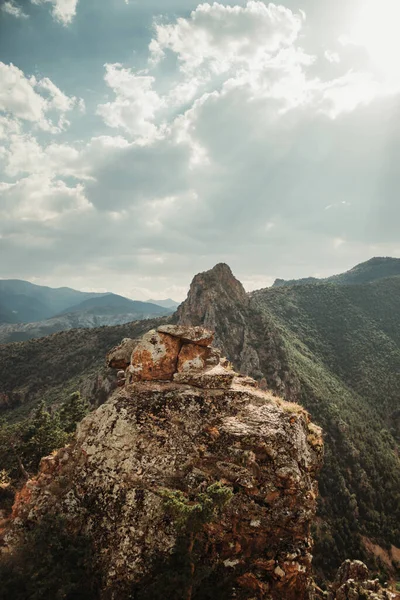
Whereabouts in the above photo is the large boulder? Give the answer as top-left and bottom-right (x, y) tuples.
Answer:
(106, 338), (138, 369)
(157, 324), (214, 347)
(128, 329), (181, 382)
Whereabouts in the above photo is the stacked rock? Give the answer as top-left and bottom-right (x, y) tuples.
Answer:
(107, 325), (235, 389)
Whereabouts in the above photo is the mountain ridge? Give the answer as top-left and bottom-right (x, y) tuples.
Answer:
(0, 283), (174, 343)
(273, 256), (400, 288)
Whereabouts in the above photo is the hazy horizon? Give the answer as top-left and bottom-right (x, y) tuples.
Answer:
(1, 254), (398, 302)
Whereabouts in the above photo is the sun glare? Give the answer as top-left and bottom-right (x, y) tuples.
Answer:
(350, 0), (400, 81)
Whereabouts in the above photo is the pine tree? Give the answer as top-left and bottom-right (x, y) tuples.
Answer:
(59, 392), (89, 434)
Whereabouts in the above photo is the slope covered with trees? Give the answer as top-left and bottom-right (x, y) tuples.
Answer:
(251, 278), (400, 578)
(273, 257), (400, 288)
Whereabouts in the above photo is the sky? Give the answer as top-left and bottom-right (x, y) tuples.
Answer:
(0, 0), (400, 301)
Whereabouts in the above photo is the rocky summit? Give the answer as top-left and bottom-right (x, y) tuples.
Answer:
(5, 325), (324, 599)
(319, 559), (397, 599)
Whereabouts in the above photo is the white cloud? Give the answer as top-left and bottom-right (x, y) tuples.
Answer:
(318, 71), (382, 117)
(0, 62), (82, 132)
(37, 77), (78, 113)
(97, 64), (165, 140)
(3, 133), (88, 179)
(333, 237), (346, 249)
(31, 0), (78, 25)
(0, 63), (47, 125)
(2, 1), (400, 296)
(325, 50), (340, 64)
(0, 174), (92, 222)
(1, 1), (28, 18)
(2, 132), (134, 181)
(150, 1), (303, 75)
(0, 115), (21, 140)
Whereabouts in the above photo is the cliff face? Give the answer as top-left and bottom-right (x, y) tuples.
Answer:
(7, 325), (323, 600)
(175, 263), (300, 400)
(174, 264), (255, 372)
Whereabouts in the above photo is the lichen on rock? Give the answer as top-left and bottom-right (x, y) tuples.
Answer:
(5, 325), (324, 600)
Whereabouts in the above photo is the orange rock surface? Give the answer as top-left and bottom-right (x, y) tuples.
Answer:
(129, 329), (181, 381)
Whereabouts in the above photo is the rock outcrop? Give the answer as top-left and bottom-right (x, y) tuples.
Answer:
(174, 263), (301, 401)
(315, 560), (397, 599)
(6, 325), (323, 600)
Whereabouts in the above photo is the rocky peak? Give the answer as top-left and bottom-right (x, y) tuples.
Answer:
(315, 559), (398, 599)
(5, 325), (323, 600)
(176, 263), (248, 328)
(175, 265), (263, 381)
(175, 265), (299, 400)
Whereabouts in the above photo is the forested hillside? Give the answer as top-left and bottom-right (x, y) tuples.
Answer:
(251, 278), (400, 577)
(0, 317), (168, 419)
(274, 257), (400, 287)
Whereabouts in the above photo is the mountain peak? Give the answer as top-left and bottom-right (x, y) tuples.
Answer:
(177, 263), (248, 327)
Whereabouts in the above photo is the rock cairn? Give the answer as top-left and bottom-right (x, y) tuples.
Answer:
(107, 324), (234, 389)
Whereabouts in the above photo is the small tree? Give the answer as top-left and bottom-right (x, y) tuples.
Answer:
(161, 482), (233, 600)
(59, 392), (89, 434)
(25, 401), (68, 472)
(0, 419), (29, 481)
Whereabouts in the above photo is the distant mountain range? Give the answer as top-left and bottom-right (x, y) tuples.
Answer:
(273, 256), (400, 287)
(0, 280), (175, 343)
(147, 298), (180, 309)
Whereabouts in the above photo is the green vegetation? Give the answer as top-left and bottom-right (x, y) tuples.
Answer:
(251, 277), (400, 579)
(1, 263), (400, 586)
(0, 317), (166, 422)
(0, 392), (89, 510)
(0, 515), (99, 600)
(160, 483), (233, 600)
(274, 257), (400, 287)
(161, 482), (233, 533)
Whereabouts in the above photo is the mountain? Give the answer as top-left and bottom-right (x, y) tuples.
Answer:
(56, 293), (171, 317)
(0, 308), (172, 345)
(273, 256), (400, 287)
(147, 298), (180, 309)
(0, 327), (394, 600)
(0, 279), (107, 324)
(1, 260), (400, 583)
(175, 263), (400, 579)
(0, 317), (170, 418)
(0, 285), (173, 343)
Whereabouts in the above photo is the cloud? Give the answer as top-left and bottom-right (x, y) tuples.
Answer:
(0, 62), (83, 132)
(97, 64), (164, 140)
(31, 0), (78, 25)
(0, 115), (21, 140)
(1, 0), (28, 18)
(325, 50), (340, 64)
(0, 174), (92, 222)
(3, 133), (86, 178)
(1, 1), (400, 298)
(150, 1), (303, 75)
